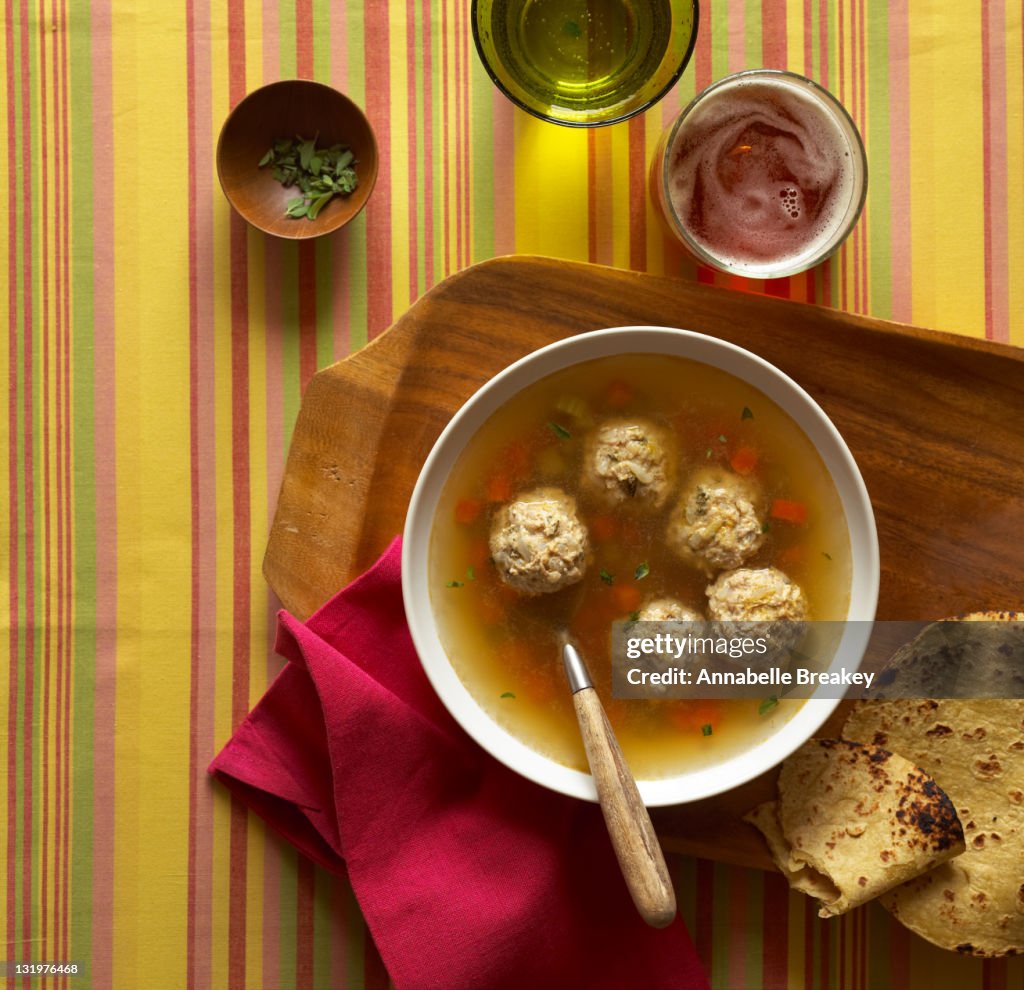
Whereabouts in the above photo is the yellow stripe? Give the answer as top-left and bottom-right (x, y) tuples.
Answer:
(111, 2), (193, 984)
(786, 0), (806, 76)
(514, 115), (589, 259)
(908, 0), (985, 336)
(1005, 8), (1023, 346)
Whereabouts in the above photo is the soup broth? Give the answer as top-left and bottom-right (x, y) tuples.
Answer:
(429, 354), (851, 778)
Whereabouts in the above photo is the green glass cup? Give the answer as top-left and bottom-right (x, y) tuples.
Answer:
(472, 0), (699, 127)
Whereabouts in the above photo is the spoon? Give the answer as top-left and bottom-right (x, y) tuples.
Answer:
(562, 640), (677, 928)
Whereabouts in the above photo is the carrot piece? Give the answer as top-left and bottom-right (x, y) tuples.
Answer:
(520, 667), (557, 704)
(589, 514), (618, 541)
(612, 582), (643, 613)
(729, 446), (759, 475)
(503, 441), (530, 476)
(454, 497), (483, 524)
(776, 544), (807, 568)
(770, 498), (808, 525)
(485, 474), (514, 502)
(668, 700), (723, 733)
(605, 379), (634, 409)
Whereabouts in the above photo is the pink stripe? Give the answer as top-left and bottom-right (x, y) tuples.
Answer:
(762, 0), (786, 66)
(726, 869), (747, 989)
(693, 0), (711, 91)
(887, 0), (911, 321)
(298, 240), (318, 386)
(296, 856), (315, 989)
(628, 115), (646, 270)
(694, 859), (713, 967)
(762, 873), (788, 984)
(728, 0), (745, 74)
(89, 0), (117, 981)
(818, 0), (829, 82)
(328, 0), (353, 360)
(981, 1), (1009, 342)
(803, 0), (813, 78)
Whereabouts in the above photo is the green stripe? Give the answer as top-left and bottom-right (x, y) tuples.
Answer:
(470, 33), (494, 262)
(711, 863), (731, 986)
(313, 0), (331, 80)
(744, 870), (763, 988)
(315, 239), (334, 369)
(746, 0), (762, 66)
(279, 1), (297, 76)
(342, 879), (367, 988)
(68, 0), (96, 976)
(279, 243), (302, 447)
(710, 1), (730, 82)
(865, 3), (892, 317)
(312, 866), (333, 986)
(277, 846), (298, 990)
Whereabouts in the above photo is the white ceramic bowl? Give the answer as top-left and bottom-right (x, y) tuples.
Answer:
(402, 327), (879, 806)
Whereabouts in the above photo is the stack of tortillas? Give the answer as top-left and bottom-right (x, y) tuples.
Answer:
(746, 738), (965, 918)
(749, 611), (1024, 957)
(843, 695), (1024, 956)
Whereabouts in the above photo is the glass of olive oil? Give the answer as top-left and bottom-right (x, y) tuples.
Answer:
(472, 0), (699, 126)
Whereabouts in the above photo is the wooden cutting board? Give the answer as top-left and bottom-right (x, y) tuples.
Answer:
(264, 255), (1024, 870)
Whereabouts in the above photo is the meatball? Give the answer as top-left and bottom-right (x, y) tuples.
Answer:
(705, 567), (807, 623)
(489, 487), (588, 594)
(637, 598), (704, 623)
(667, 467), (764, 573)
(706, 566), (808, 655)
(583, 418), (675, 509)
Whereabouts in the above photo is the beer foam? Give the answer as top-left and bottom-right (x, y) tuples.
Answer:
(666, 77), (860, 274)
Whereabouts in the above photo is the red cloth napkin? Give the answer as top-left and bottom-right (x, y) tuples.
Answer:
(209, 537), (709, 990)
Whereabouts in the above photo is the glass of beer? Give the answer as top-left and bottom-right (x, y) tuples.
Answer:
(651, 69), (867, 278)
(472, 0), (699, 127)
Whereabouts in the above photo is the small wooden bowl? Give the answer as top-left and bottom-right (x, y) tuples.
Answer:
(217, 79), (378, 239)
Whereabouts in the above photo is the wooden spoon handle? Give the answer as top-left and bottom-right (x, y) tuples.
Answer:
(572, 686), (677, 928)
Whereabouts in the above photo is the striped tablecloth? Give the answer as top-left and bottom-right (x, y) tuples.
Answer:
(3, 2), (1023, 988)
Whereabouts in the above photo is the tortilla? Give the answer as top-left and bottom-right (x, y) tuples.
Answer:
(746, 738), (964, 917)
(843, 697), (1024, 956)
(868, 611), (1024, 700)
